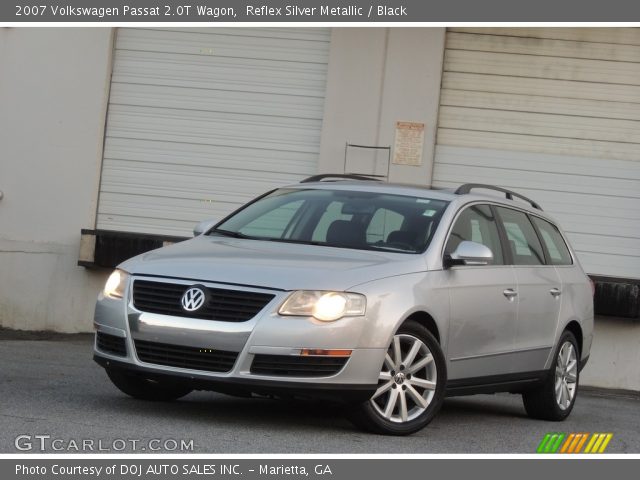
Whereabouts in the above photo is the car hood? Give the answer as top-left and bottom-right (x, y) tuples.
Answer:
(119, 235), (426, 291)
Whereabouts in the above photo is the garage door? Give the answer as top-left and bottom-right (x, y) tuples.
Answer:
(96, 28), (331, 237)
(433, 28), (640, 279)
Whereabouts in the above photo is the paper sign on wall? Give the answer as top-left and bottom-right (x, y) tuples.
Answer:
(392, 121), (425, 166)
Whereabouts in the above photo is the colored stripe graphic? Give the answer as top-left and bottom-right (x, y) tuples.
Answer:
(537, 433), (553, 453)
(537, 433), (566, 453)
(538, 433), (613, 453)
(573, 433), (589, 453)
(560, 433), (576, 453)
(597, 434), (613, 453)
(550, 433), (566, 453)
(585, 433), (614, 453)
(584, 433), (599, 453)
(563, 433), (586, 453)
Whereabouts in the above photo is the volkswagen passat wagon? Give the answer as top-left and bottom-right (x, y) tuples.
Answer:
(94, 175), (593, 435)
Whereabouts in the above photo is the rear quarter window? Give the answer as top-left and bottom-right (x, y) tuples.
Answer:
(531, 216), (573, 266)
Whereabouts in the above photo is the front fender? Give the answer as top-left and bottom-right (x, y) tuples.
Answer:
(349, 271), (450, 353)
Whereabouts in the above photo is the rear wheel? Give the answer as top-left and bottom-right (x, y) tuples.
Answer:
(522, 331), (579, 421)
(106, 368), (193, 401)
(348, 320), (446, 435)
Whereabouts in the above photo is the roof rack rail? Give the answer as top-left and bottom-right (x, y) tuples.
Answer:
(300, 173), (382, 183)
(455, 183), (543, 211)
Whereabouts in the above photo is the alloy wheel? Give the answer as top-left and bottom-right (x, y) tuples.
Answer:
(555, 341), (578, 410)
(370, 334), (438, 423)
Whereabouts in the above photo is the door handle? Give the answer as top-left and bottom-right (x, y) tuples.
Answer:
(550, 288), (562, 297)
(503, 288), (518, 300)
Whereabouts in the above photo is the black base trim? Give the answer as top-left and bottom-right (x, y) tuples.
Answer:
(445, 370), (548, 397)
(94, 354), (376, 404)
(590, 275), (640, 320)
(79, 229), (187, 269)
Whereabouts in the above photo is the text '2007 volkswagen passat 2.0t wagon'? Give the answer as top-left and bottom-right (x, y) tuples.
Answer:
(94, 175), (593, 435)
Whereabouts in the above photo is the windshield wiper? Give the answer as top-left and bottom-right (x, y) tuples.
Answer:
(261, 238), (326, 247)
(208, 228), (254, 239)
(364, 245), (417, 254)
(259, 237), (416, 253)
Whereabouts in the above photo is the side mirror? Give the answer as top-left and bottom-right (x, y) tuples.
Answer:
(193, 218), (218, 237)
(444, 241), (493, 268)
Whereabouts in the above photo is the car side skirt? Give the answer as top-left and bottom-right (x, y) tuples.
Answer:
(445, 370), (549, 397)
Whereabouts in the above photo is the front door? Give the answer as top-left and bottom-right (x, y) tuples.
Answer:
(444, 204), (518, 379)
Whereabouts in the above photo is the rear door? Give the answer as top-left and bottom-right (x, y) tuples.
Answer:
(494, 206), (561, 373)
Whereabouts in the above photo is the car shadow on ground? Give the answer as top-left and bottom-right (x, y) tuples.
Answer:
(89, 384), (529, 434)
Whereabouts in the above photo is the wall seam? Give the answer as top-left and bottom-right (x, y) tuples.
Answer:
(90, 27), (118, 231)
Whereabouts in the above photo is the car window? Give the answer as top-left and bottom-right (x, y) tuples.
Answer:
(531, 216), (573, 265)
(214, 188), (449, 253)
(445, 204), (504, 265)
(238, 199), (304, 238)
(366, 208), (405, 244)
(495, 207), (546, 266)
(311, 201), (353, 242)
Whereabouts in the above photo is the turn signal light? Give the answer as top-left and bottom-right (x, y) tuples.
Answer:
(300, 349), (352, 357)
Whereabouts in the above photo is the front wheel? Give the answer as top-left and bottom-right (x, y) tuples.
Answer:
(522, 331), (579, 421)
(348, 320), (446, 435)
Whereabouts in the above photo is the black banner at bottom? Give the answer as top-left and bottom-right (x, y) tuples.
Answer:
(3, 458), (638, 480)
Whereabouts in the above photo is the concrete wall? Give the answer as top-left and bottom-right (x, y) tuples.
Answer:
(0, 28), (113, 332)
(581, 317), (640, 392)
(318, 28), (445, 184)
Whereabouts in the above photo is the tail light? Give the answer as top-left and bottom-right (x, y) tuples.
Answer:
(588, 277), (596, 297)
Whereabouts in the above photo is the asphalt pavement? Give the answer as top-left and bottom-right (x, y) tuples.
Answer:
(1, 331), (638, 453)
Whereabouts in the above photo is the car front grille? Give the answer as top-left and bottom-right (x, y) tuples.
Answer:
(96, 332), (127, 357)
(132, 280), (275, 322)
(250, 354), (349, 377)
(134, 339), (238, 373)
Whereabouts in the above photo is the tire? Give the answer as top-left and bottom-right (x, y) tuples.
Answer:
(106, 368), (193, 401)
(348, 320), (447, 435)
(522, 331), (579, 421)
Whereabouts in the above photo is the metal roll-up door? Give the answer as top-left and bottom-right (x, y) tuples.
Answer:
(433, 28), (640, 279)
(96, 28), (331, 237)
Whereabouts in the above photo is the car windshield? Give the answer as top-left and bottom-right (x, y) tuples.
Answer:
(210, 188), (449, 253)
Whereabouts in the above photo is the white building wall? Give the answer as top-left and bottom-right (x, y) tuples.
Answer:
(432, 28), (640, 280)
(97, 28), (332, 237)
(318, 28), (446, 184)
(581, 317), (640, 392)
(0, 28), (113, 332)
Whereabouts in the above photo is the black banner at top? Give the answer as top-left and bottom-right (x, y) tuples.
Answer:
(3, 0), (640, 22)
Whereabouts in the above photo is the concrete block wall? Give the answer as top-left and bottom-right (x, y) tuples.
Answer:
(0, 28), (113, 332)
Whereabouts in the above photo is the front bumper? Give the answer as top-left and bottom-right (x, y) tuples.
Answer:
(93, 354), (376, 403)
(93, 276), (383, 402)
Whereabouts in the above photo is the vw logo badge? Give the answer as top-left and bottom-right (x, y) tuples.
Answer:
(181, 287), (206, 312)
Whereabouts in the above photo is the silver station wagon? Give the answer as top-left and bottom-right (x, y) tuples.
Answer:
(94, 175), (593, 435)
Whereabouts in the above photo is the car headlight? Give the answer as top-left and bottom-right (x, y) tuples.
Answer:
(103, 269), (129, 299)
(278, 291), (366, 322)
